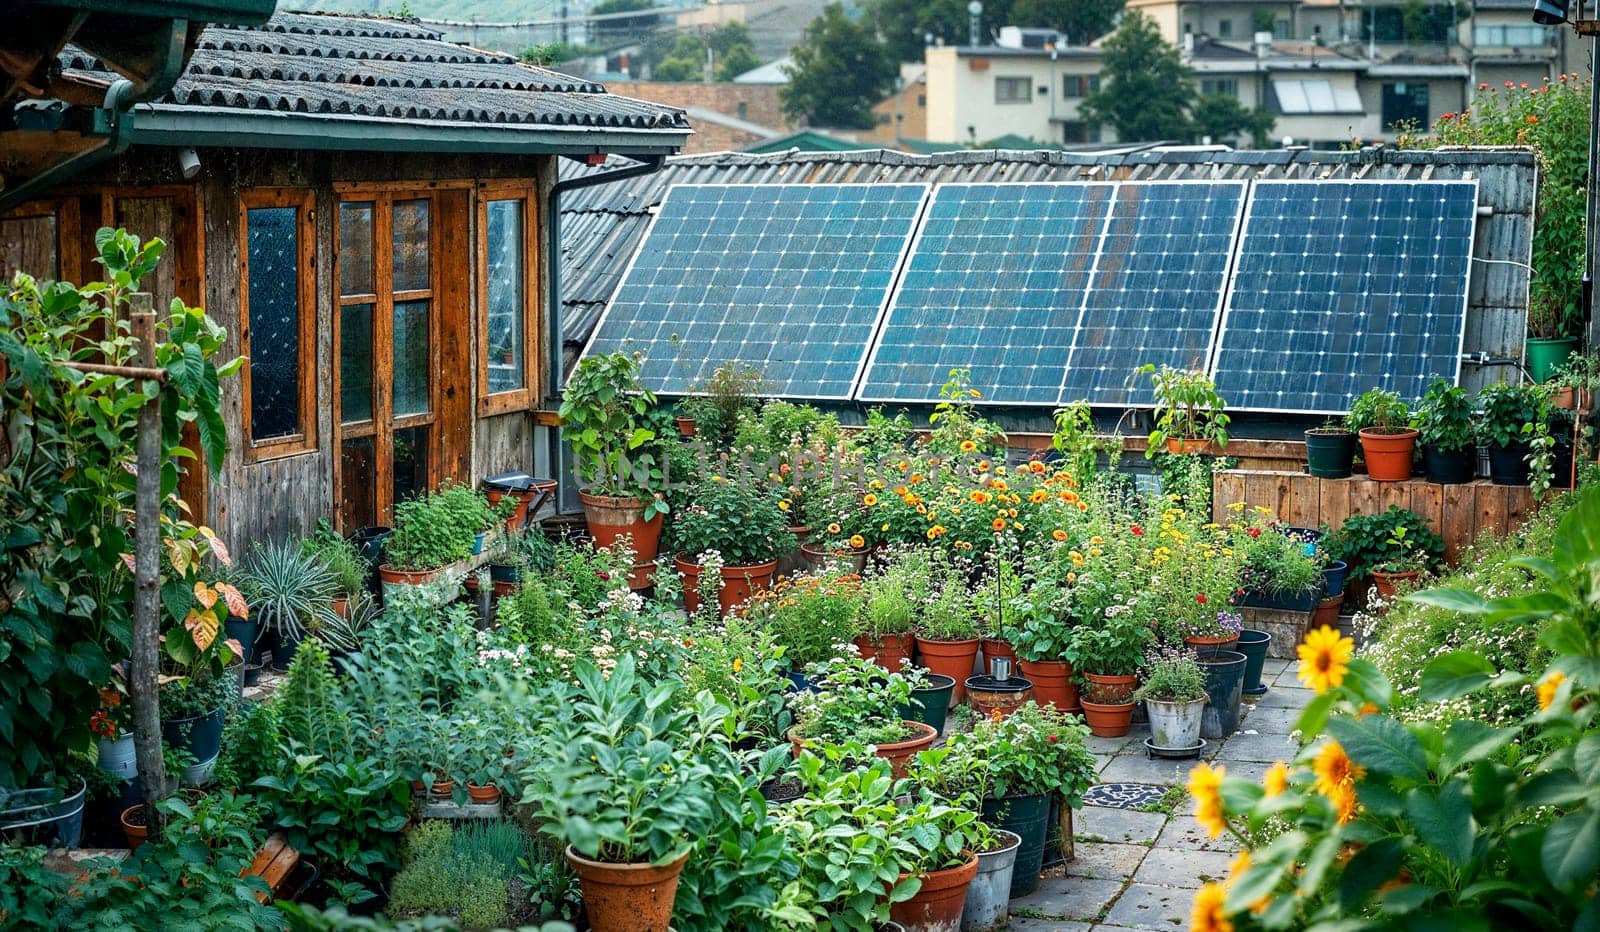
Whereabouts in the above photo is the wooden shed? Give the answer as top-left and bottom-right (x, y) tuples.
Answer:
(0, 11), (689, 551)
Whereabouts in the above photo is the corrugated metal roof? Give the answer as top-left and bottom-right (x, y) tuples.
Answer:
(560, 145), (1539, 390)
(59, 11), (689, 138)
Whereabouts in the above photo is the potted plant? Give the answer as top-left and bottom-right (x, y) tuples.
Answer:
(855, 552), (921, 672)
(907, 551), (982, 705)
(378, 482), (495, 588)
(1324, 507), (1444, 608)
(1136, 363), (1230, 457)
(1178, 609), (1243, 654)
(1064, 615), (1149, 738)
(786, 655), (938, 778)
(1349, 388), (1417, 481)
(1525, 305), (1579, 382)
(912, 702), (1098, 898)
(741, 568), (862, 689)
(1477, 381), (1547, 486)
(1007, 563), (1083, 713)
(559, 352), (670, 587)
(679, 361), (768, 447)
(1304, 418), (1357, 479)
(961, 828), (1023, 932)
(300, 524), (369, 617)
(977, 557), (1025, 673)
(1133, 646), (1208, 752)
(519, 656), (716, 932)
(456, 713), (508, 805)
(1232, 516), (1322, 611)
(1549, 352), (1598, 410)
(1413, 378), (1476, 484)
(238, 539), (337, 672)
(671, 475), (790, 616)
(887, 800), (985, 932)
(1370, 525), (1432, 602)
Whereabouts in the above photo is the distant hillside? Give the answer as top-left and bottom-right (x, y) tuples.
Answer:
(289, 0), (565, 22)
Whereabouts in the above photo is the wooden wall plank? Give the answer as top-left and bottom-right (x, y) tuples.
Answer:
(1440, 482), (1476, 563)
(1212, 471), (1247, 524)
(1408, 481), (1444, 541)
(1475, 482), (1510, 539)
(1319, 478), (1352, 534)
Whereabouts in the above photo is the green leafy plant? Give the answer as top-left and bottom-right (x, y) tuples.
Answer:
(1233, 515), (1321, 596)
(926, 368), (1006, 458)
(670, 475), (791, 565)
(389, 820), (526, 928)
(912, 701), (1098, 804)
(787, 654), (925, 747)
(1346, 387), (1411, 432)
(742, 569), (863, 669)
(559, 352), (667, 518)
(1051, 400), (1120, 480)
(1477, 380), (1547, 448)
(383, 481), (502, 572)
(1064, 612), (1150, 683)
(1412, 378), (1475, 452)
(1325, 507), (1445, 578)
(239, 538), (338, 643)
(681, 361), (768, 447)
(300, 521), (369, 596)
(1136, 363), (1230, 457)
(1132, 646), (1207, 703)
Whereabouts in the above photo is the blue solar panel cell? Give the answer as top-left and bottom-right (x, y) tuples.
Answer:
(1061, 181), (1246, 406)
(582, 183), (928, 399)
(1212, 180), (1477, 414)
(859, 183), (1117, 405)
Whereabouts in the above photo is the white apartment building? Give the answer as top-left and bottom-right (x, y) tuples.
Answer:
(924, 32), (1111, 146)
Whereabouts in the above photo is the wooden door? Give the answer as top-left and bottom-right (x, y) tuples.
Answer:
(334, 191), (446, 530)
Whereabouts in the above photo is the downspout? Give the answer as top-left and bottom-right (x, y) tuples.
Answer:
(541, 153), (666, 510)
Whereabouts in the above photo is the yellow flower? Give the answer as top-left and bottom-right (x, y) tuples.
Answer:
(991, 479), (1008, 492)
(827, 523), (841, 534)
(1538, 671), (1566, 710)
(1190, 882), (1233, 932)
(1225, 851), (1270, 914)
(870, 479), (886, 490)
(978, 460), (991, 472)
(1263, 761), (1289, 797)
(881, 522), (889, 532)
(1052, 529), (1068, 542)
(732, 657), (743, 673)
(1188, 762), (1227, 838)
(863, 494), (879, 506)
(1328, 780), (1360, 824)
(1069, 550), (1085, 566)
(960, 440), (978, 452)
(969, 388), (982, 398)
(849, 535), (865, 549)
(1066, 571), (1077, 583)
(778, 500), (791, 512)
(1296, 626), (1354, 693)
(1312, 740), (1365, 803)
(1089, 535), (1104, 544)
(916, 504), (928, 515)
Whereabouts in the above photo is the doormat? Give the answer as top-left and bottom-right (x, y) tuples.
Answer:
(1083, 782), (1170, 810)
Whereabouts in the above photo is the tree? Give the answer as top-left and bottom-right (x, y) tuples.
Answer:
(654, 34), (707, 81)
(650, 24), (763, 82)
(867, 0), (1125, 64)
(781, 4), (898, 129)
(1078, 13), (1194, 142)
(1190, 92), (1276, 147)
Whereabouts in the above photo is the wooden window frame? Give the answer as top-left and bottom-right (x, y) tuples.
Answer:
(332, 187), (445, 528)
(475, 181), (540, 417)
(239, 187), (318, 462)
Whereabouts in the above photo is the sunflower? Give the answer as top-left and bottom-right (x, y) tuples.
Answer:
(1263, 761), (1289, 797)
(1052, 529), (1069, 542)
(1225, 851), (1270, 915)
(1190, 882), (1233, 932)
(1538, 670), (1566, 710)
(1296, 625), (1354, 693)
(1312, 740), (1364, 801)
(1328, 780), (1360, 824)
(1188, 762), (1228, 838)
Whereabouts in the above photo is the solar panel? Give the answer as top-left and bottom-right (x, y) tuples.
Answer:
(858, 182), (1116, 405)
(581, 183), (929, 399)
(1211, 180), (1478, 414)
(1060, 181), (1247, 406)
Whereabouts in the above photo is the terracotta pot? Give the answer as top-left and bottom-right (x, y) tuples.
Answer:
(1080, 699), (1135, 737)
(1183, 634), (1239, 654)
(980, 637), (1017, 674)
(1165, 437), (1214, 456)
(466, 783), (501, 804)
(430, 779), (454, 797)
(378, 564), (443, 587)
(676, 415), (697, 437)
(579, 491), (663, 582)
(966, 676), (1033, 720)
(1372, 569), (1421, 603)
(1358, 427), (1419, 482)
(1018, 659), (1079, 712)
(917, 636), (981, 703)
(889, 853), (979, 931)
(1083, 672), (1138, 705)
(486, 487), (533, 531)
(1312, 593), (1344, 631)
(409, 779), (426, 795)
(799, 540), (869, 575)
(566, 846), (689, 932)
(854, 632), (916, 672)
(331, 595), (350, 620)
(788, 721), (937, 779)
(120, 804), (150, 849)
(1551, 386), (1593, 410)
(492, 578), (518, 597)
(676, 553), (778, 616)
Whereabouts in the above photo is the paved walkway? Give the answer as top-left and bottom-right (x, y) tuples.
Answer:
(1006, 658), (1311, 930)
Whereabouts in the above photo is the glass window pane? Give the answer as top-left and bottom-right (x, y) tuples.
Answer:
(245, 206), (302, 442)
(340, 302), (374, 423)
(393, 199), (430, 292)
(393, 426), (430, 508)
(340, 202), (374, 296)
(485, 199), (525, 395)
(340, 436), (377, 531)
(393, 299), (431, 416)
(0, 214), (57, 280)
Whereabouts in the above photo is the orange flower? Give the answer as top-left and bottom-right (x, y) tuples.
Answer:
(1029, 461), (1046, 474)
(848, 534), (866, 549)
(1052, 529), (1068, 541)
(863, 494), (878, 506)
(1190, 883), (1233, 932)
(1538, 671), (1566, 710)
(960, 440), (978, 452)
(992, 518), (1007, 531)
(1029, 489), (1049, 504)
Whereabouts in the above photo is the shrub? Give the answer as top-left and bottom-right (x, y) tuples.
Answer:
(389, 820), (526, 928)
(670, 476), (791, 565)
(1324, 507), (1445, 578)
(1477, 381), (1548, 449)
(743, 569), (862, 669)
(384, 481), (498, 571)
(788, 654), (925, 747)
(912, 701), (1098, 804)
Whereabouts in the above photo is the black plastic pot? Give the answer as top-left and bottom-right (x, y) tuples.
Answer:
(1487, 440), (1532, 486)
(980, 792), (1050, 897)
(1551, 440), (1576, 490)
(1198, 650), (1247, 740)
(1236, 630), (1272, 696)
(488, 562), (524, 584)
(224, 617), (260, 664)
(1421, 444), (1474, 484)
(1304, 429), (1356, 478)
(1237, 588), (1320, 612)
(349, 526), (392, 595)
(896, 673), (956, 733)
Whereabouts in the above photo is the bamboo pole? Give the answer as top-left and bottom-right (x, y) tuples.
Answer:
(128, 294), (167, 835)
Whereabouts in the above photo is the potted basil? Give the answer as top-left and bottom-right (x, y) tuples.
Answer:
(1413, 378), (1476, 484)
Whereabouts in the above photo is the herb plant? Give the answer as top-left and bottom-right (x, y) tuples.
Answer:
(1477, 380), (1547, 448)
(1132, 646), (1207, 703)
(742, 569), (862, 668)
(670, 475), (791, 565)
(1412, 378), (1475, 452)
(788, 654), (925, 747)
(912, 701), (1098, 804)
(1325, 507), (1445, 578)
(1136, 363), (1230, 456)
(1347, 387), (1411, 432)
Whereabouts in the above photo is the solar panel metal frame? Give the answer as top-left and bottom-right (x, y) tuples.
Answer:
(856, 179), (1250, 408)
(1208, 178), (1479, 416)
(855, 180), (1120, 407)
(1057, 178), (1250, 408)
(576, 181), (933, 401)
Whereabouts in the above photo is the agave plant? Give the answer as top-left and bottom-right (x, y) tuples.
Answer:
(238, 539), (339, 642)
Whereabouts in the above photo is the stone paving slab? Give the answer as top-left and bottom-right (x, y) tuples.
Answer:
(1258, 658), (1290, 676)
(1074, 805), (1168, 845)
(1132, 847), (1234, 888)
(1062, 842), (1149, 881)
(1014, 876), (1128, 922)
(1236, 705), (1305, 734)
(1213, 730), (1300, 762)
(1254, 685), (1316, 708)
(1155, 815), (1242, 852)
(1005, 918), (1095, 930)
(1096, 753), (1198, 786)
(1100, 882), (1195, 929)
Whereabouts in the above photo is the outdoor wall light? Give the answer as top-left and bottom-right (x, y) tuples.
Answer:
(1532, 0), (1568, 26)
(177, 147), (201, 180)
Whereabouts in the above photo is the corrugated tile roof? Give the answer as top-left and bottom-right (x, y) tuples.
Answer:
(559, 145), (1538, 374)
(59, 10), (688, 138)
